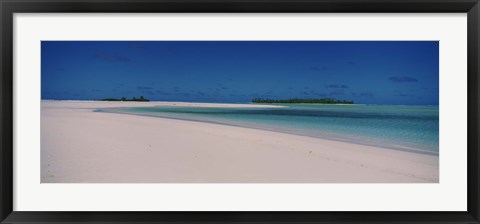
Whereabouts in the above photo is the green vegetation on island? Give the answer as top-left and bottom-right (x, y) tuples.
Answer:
(99, 96), (150, 102)
(252, 98), (354, 104)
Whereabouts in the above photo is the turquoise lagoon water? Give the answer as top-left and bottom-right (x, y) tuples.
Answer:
(99, 104), (439, 154)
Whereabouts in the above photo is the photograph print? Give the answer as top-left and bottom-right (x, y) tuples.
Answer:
(41, 41), (439, 183)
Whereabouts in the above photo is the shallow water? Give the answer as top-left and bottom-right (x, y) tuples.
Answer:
(100, 104), (439, 154)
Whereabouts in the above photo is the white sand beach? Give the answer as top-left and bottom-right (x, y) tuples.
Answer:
(41, 100), (439, 183)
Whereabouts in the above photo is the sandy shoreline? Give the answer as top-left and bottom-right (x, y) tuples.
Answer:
(41, 100), (439, 183)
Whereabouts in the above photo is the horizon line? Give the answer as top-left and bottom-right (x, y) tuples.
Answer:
(40, 99), (440, 106)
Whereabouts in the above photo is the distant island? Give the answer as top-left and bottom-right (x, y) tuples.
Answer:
(99, 96), (150, 102)
(252, 98), (354, 104)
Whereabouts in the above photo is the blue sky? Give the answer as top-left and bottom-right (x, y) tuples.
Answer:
(41, 41), (438, 105)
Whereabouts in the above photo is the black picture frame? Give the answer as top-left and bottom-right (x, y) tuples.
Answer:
(1, 0), (479, 223)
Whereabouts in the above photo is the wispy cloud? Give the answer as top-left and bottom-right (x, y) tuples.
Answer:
(301, 90), (327, 97)
(325, 84), (349, 89)
(360, 91), (374, 98)
(388, 76), (418, 83)
(137, 86), (153, 90)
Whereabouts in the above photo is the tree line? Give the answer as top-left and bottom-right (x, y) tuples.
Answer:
(99, 96), (150, 102)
